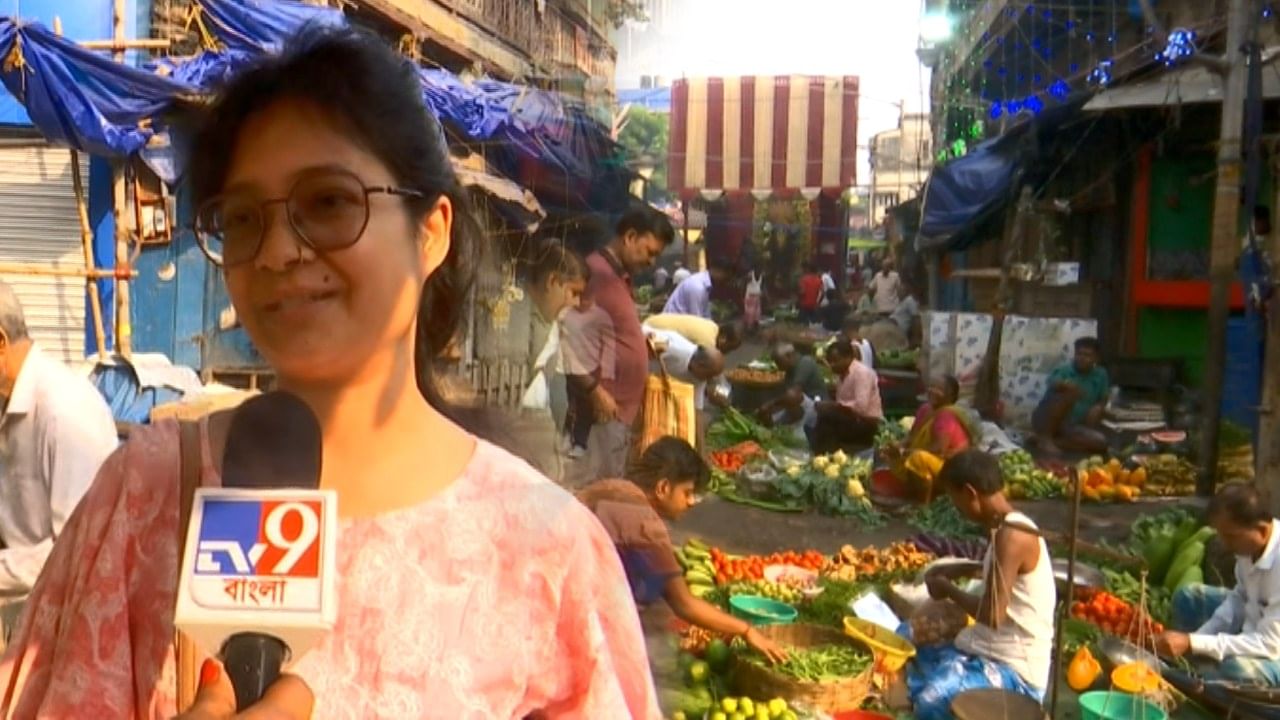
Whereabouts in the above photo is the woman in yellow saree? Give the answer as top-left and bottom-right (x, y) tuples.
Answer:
(887, 375), (981, 502)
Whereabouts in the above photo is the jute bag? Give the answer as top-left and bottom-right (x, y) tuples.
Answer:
(634, 338), (698, 459)
(174, 419), (202, 709)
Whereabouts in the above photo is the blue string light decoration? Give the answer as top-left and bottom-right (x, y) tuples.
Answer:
(1088, 60), (1114, 87)
(989, 102), (1003, 120)
(1049, 79), (1071, 101)
(1155, 28), (1197, 67)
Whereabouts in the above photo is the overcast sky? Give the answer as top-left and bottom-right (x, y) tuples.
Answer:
(616, 0), (931, 185)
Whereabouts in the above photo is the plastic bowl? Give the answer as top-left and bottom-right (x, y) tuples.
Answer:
(728, 595), (798, 626)
(764, 564), (824, 599)
(1079, 691), (1168, 720)
(843, 616), (917, 673)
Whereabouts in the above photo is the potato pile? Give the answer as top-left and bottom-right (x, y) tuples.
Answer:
(910, 600), (970, 647)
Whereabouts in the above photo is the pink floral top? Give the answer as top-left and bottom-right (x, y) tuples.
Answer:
(0, 420), (660, 719)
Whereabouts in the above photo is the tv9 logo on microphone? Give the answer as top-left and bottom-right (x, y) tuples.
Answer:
(190, 498), (324, 610)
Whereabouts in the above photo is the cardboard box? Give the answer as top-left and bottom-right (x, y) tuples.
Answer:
(1043, 262), (1081, 286)
(149, 390), (257, 423)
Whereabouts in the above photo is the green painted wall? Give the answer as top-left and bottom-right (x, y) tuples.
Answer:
(1147, 155), (1214, 257)
(1137, 307), (1206, 385)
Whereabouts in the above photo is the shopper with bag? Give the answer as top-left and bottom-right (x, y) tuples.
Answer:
(514, 241), (588, 483)
(743, 269), (764, 332)
(584, 207), (675, 480)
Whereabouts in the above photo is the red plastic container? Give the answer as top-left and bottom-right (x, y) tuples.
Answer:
(833, 711), (894, 720)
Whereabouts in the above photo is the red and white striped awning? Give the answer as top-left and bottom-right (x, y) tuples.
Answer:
(668, 75), (859, 199)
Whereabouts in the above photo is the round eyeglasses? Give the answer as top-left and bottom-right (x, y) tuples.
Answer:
(194, 169), (427, 267)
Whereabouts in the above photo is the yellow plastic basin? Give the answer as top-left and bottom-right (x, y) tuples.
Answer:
(843, 616), (917, 673)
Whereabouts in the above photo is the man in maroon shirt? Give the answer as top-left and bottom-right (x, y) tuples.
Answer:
(583, 207), (674, 479)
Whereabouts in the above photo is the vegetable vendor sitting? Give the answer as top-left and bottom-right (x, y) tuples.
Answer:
(755, 342), (827, 437)
(899, 450), (1056, 720)
(1156, 483), (1280, 686)
(883, 374), (981, 503)
(576, 436), (788, 664)
(1033, 336), (1109, 455)
(810, 340), (883, 454)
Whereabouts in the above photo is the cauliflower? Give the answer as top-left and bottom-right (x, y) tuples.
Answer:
(824, 464), (841, 479)
(812, 455), (830, 470)
(846, 479), (866, 498)
(786, 465), (803, 478)
(832, 450), (849, 464)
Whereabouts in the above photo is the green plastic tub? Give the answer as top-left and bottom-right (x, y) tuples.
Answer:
(728, 594), (798, 626)
(1079, 691), (1168, 720)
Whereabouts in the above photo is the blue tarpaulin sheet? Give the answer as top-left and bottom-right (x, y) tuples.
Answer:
(419, 68), (631, 212)
(1, 0), (629, 211)
(916, 139), (1019, 251)
(200, 0), (343, 54)
(0, 18), (193, 156)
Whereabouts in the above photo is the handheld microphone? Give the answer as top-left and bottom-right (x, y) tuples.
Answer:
(174, 391), (337, 711)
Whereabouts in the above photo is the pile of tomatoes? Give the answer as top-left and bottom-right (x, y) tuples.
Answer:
(1071, 589), (1165, 644)
(708, 547), (827, 586)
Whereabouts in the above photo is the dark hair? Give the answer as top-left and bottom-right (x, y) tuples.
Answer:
(1208, 483), (1272, 527)
(826, 338), (856, 360)
(187, 26), (486, 431)
(628, 436), (710, 492)
(616, 207), (675, 246)
(938, 450), (1004, 495)
(1074, 337), (1101, 354)
(804, 261), (818, 274)
(1255, 206), (1272, 224)
(717, 321), (743, 348)
(939, 374), (961, 404)
(842, 316), (862, 333)
(527, 239), (587, 286)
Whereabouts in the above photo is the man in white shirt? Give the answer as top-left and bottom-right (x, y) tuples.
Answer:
(1158, 483), (1280, 685)
(662, 262), (731, 319)
(0, 281), (117, 639)
(642, 326), (726, 410)
(890, 282), (921, 335)
(819, 268), (837, 306)
(869, 258), (902, 314)
(652, 265), (671, 291)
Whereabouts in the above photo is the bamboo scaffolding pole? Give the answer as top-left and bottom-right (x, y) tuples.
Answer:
(0, 263), (136, 279)
(70, 154), (108, 357)
(51, 20), (110, 358)
(111, 0), (132, 358)
(80, 38), (170, 50)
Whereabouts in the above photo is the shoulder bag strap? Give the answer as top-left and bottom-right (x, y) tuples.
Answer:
(174, 419), (202, 711)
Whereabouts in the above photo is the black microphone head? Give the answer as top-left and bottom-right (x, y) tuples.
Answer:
(221, 391), (322, 490)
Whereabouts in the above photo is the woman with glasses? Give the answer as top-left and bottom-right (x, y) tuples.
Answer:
(0, 26), (659, 720)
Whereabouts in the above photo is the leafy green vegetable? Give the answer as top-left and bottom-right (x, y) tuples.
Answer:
(1061, 618), (1101, 655)
(714, 490), (806, 513)
(707, 407), (775, 450)
(907, 498), (983, 539)
(796, 579), (870, 627)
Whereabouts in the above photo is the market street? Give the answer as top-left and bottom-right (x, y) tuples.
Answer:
(1, 1), (1279, 719)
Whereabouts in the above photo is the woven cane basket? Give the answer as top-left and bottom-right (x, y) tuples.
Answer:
(731, 623), (873, 713)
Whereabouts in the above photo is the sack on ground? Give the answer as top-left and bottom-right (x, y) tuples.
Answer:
(910, 599), (970, 647)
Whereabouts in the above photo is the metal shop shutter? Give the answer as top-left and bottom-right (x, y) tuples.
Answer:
(0, 144), (89, 364)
